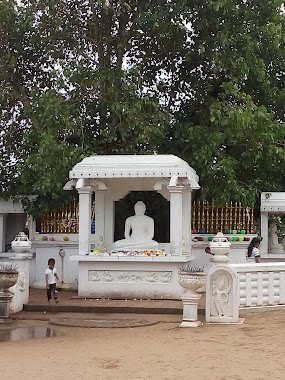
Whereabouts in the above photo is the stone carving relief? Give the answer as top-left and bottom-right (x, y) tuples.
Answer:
(206, 266), (239, 323)
(211, 273), (231, 317)
(118, 272), (143, 282)
(88, 270), (173, 284)
(18, 272), (26, 292)
(160, 272), (172, 283)
(10, 272), (26, 313)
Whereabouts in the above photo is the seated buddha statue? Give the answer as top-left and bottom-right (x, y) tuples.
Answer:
(113, 201), (159, 250)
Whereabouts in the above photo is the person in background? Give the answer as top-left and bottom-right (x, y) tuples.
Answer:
(205, 246), (214, 256)
(246, 237), (261, 263)
(45, 258), (59, 303)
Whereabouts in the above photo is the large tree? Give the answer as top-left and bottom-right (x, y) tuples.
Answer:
(0, 0), (190, 214)
(0, 0), (284, 214)
(160, 0), (285, 206)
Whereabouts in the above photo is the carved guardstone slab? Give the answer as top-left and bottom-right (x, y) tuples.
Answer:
(88, 270), (173, 284)
(206, 265), (239, 323)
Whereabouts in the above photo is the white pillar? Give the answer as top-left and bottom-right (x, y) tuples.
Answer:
(0, 214), (6, 252)
(27, 215), (37, 241)
(168, 185), (184, 255)
(182, 189), (192, 255)
(78, 186), (92, 255)
(260, 211), (268, 254)
(94, 190), (105, 241)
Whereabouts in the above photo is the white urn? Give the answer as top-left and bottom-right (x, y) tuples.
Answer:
(178, 272), (206, 296)
(11, 232), (32, 254)
(209, 232), (231, 264)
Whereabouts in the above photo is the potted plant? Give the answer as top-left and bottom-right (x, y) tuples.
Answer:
(178, 263), (206, 327)
(0, 263), (19, 292)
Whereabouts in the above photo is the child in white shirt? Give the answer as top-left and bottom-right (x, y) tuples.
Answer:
(246, 237), (261, 263)
(45, 258), (59, 303)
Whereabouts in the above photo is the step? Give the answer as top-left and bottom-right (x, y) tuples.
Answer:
(23, 303), (185, 315)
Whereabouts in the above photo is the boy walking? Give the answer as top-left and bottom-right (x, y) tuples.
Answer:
(45, 258), (59, 303)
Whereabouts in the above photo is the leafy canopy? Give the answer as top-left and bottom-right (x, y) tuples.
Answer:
(0, 0), (284, 214)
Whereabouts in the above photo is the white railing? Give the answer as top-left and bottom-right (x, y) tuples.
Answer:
(229, 263), (285, 308)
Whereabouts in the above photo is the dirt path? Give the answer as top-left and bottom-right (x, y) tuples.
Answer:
(1, 311), (285, 380)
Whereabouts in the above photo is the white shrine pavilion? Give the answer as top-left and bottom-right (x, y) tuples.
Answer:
(68, 154), (200, 298)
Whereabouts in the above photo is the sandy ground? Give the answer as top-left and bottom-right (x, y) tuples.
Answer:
(1, 311), (285, 380)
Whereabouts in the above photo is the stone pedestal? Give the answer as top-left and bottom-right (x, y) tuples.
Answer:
(9, 259), (29, 314)
(0, 292), (14, 319)
(180, 293), (202, 327)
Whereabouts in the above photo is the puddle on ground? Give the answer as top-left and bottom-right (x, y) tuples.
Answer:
(0, 327), (62, 342)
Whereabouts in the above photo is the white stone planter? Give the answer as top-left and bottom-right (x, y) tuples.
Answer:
(178, 271), (206, 327)
(0, 270), (19, 319)
(0, 271), (19, 292)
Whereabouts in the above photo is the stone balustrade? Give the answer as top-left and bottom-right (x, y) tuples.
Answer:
(230, 263), (285, 309)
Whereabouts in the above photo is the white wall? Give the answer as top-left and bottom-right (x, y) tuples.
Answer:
(32, 242), (79, 289)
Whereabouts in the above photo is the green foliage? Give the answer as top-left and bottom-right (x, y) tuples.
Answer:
(159, 0), (285, 206)
(0, 0), (284, 215)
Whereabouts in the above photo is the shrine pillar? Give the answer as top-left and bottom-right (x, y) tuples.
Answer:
(168, 184), (184, 255)
(77, 186), (93, 255)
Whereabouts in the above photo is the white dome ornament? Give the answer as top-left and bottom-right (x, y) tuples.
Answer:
(11, 232), (32, 255)
(209, 232), (231, 264)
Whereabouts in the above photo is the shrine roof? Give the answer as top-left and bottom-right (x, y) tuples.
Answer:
(260, 192), (285, 213)
(69, 154), (199, 184)
(0, 199), (24, 214)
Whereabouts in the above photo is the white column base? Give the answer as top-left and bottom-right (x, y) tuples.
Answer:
(180, 320), (202, 328)
(0, 292), (14, 319)
(180, 292), (202, 327)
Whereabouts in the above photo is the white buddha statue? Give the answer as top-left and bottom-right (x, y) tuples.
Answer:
(113, 201), (159, 250)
